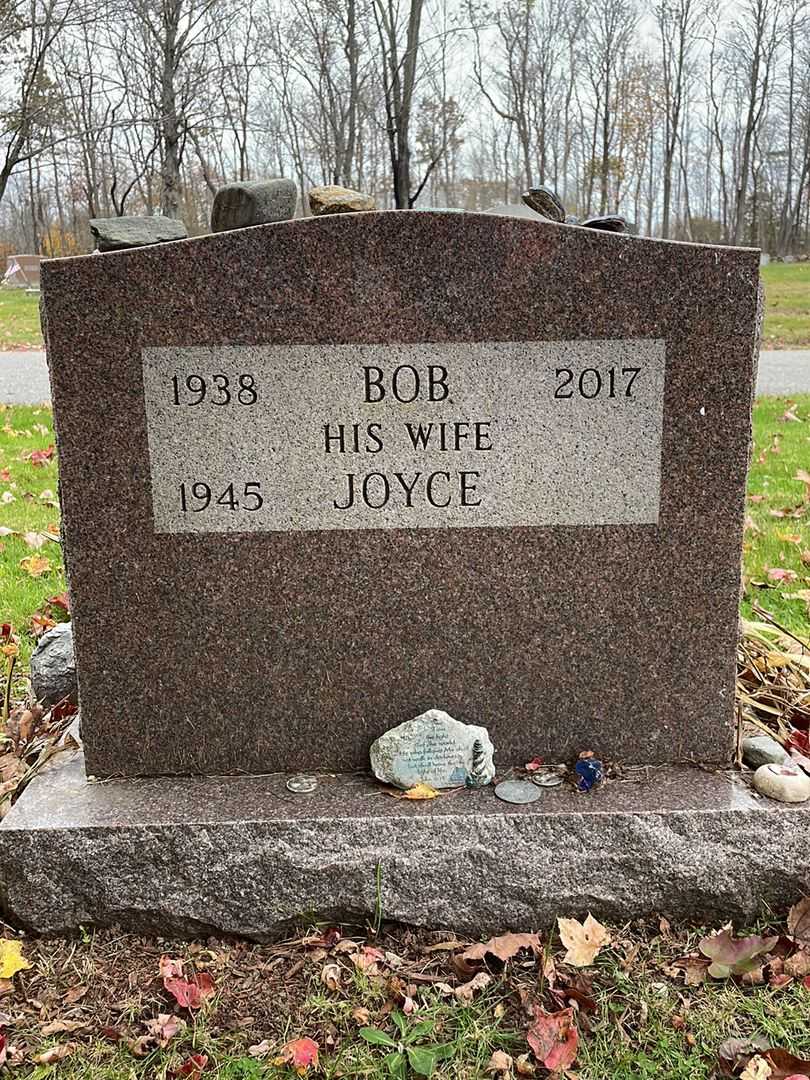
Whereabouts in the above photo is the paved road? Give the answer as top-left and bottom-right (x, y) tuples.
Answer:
(2, 348), (810, 403)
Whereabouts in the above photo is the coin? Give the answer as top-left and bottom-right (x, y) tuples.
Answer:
(287, 774), (318, 794)
(531, 771), (564, 788)
(494, 780), (543, 804)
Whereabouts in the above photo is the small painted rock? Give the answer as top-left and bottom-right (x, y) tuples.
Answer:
(742, 734), (789, 769)
(575, 757), (604, 792)
(564, 214), (579, 225)
(753, 762), (810, 803)
(521, 187), (566, 223)
(581, 215), (627, 233)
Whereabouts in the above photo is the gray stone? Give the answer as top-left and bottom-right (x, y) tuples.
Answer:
(1, 751), (809, 939)
(308, 185), (376, 215)
(753, 762), (810, 803)
(89, 216), (187, 252)
(582, 215), (628, 234)
(521, 187), (566, 223)
(29, 621), (76, 706)
(210, 179), (297, 233)
(369, 709), (495, 790)
(742, 734), (789, 769)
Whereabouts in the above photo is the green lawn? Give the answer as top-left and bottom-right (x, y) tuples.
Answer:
(1, 261), (808, 351)
(0, 286), (43, 349)
(760, 262), (810, 348)
(3, 918), (810, 1079)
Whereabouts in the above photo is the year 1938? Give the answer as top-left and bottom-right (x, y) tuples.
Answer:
(171, 373), (258, 405)
(554, 366), (641, 399)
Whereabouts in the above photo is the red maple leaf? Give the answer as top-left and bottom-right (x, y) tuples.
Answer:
(28, 446), (55, 466)
(280, 1038), (320, 1074)
(163, 972), (215, 1010)
(527, 1006), (578, 1072)
(169, 1054), (208, 1078)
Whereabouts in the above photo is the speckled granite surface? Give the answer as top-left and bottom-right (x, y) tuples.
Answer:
(40, 213), (760, 778)
(1, 749), (806, 938)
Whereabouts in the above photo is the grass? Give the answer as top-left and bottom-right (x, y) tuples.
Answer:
(3, 919), (810, 1079)
(760, 262), (810, 348)
(0, 287), (43, 349)
(741, 394), (810, 632)
(1, 263), (808, 352)
(0, 404), (66, 669)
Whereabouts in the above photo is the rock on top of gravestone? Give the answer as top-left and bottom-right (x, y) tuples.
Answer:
(89, 216), (187, 252)
(210, 178), (297, 233)
(308, 185), (376, 216)
(370, 708), (495, 790)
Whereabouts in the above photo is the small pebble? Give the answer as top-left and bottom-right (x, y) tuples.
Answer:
(752, 762), (810, 804)
(581, 215), (627, 233)
(521, 187), (566, 223)
(742, 734), (789, 769)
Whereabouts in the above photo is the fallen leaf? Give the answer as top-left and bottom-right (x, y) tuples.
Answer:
(249, 1040), (272, 1057)
(320, 962), (342, 991)
(32, 1042), (76, 1065)
(169, 1054), (209, 1078)
(558, 914), (611, 967)
(787, 897), (810, 948)
(525, 757), (544, 771)
(699, 929), (778, 978)
(766, 568), (798, 583)
(159, 955), (185, 980)
(0, 940), (31, 979)
(351, 1006), (370, 1025)
(462, 932), (541, 963)
(740, 1057), (773, 1080)
(0, 468), (9, 481)
(397, 783), (440, 800)
(19, 554), (51, 577)
(515, 1052), (536, 1075)
(40, 1019), (87, 1036)
(47, 592), (70, 612)
(164, 972), (215, 1010)
(1, 491), (15, 504)
(28, 445), (54, 466)
(455, 971), (493, 1002)
(279, 1037), (320, 1074)
(526, 1006), (578, 1072)
(144, 1013), (185, 1046)
(765, 1047), (810, 1079)
(62, 984), (88, 1004)
(487, 1049), (513, 1074)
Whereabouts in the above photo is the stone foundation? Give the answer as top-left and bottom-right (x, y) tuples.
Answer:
(1, 747), (807, 939)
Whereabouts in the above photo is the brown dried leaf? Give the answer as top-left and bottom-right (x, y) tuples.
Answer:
(33, 1043), (77, 1065)
(320, 963), (342, 992)
(787, 897), (810, 948)
(462, 932), (541, 963)
(486, 1050), (513, 1074)
(454, 971), (493, 1002)
(558, 915), (611, 968)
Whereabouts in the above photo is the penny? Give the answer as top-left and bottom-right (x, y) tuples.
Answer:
(286, 774), (318, 794)
(494, 780), (543, 804)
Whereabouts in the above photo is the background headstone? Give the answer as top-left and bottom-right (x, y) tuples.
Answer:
(41, 212), (759, 778)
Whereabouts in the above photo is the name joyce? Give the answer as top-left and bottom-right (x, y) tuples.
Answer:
(325, 364), (493, 511)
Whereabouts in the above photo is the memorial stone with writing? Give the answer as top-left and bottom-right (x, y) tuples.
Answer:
(370, 709), (495, 789)
(38, 212), (759, 779)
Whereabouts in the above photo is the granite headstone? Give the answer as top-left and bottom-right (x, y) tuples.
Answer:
(40, 211), (760, 778)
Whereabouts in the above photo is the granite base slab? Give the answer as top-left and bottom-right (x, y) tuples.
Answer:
(1, 749), (808, 939)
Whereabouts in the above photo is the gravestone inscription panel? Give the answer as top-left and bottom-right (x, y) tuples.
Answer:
(41, 212), (760, 777)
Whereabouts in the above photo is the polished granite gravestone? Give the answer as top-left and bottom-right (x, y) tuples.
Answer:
(35, 212), (759, 779)
(4, 211), (794, 941)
